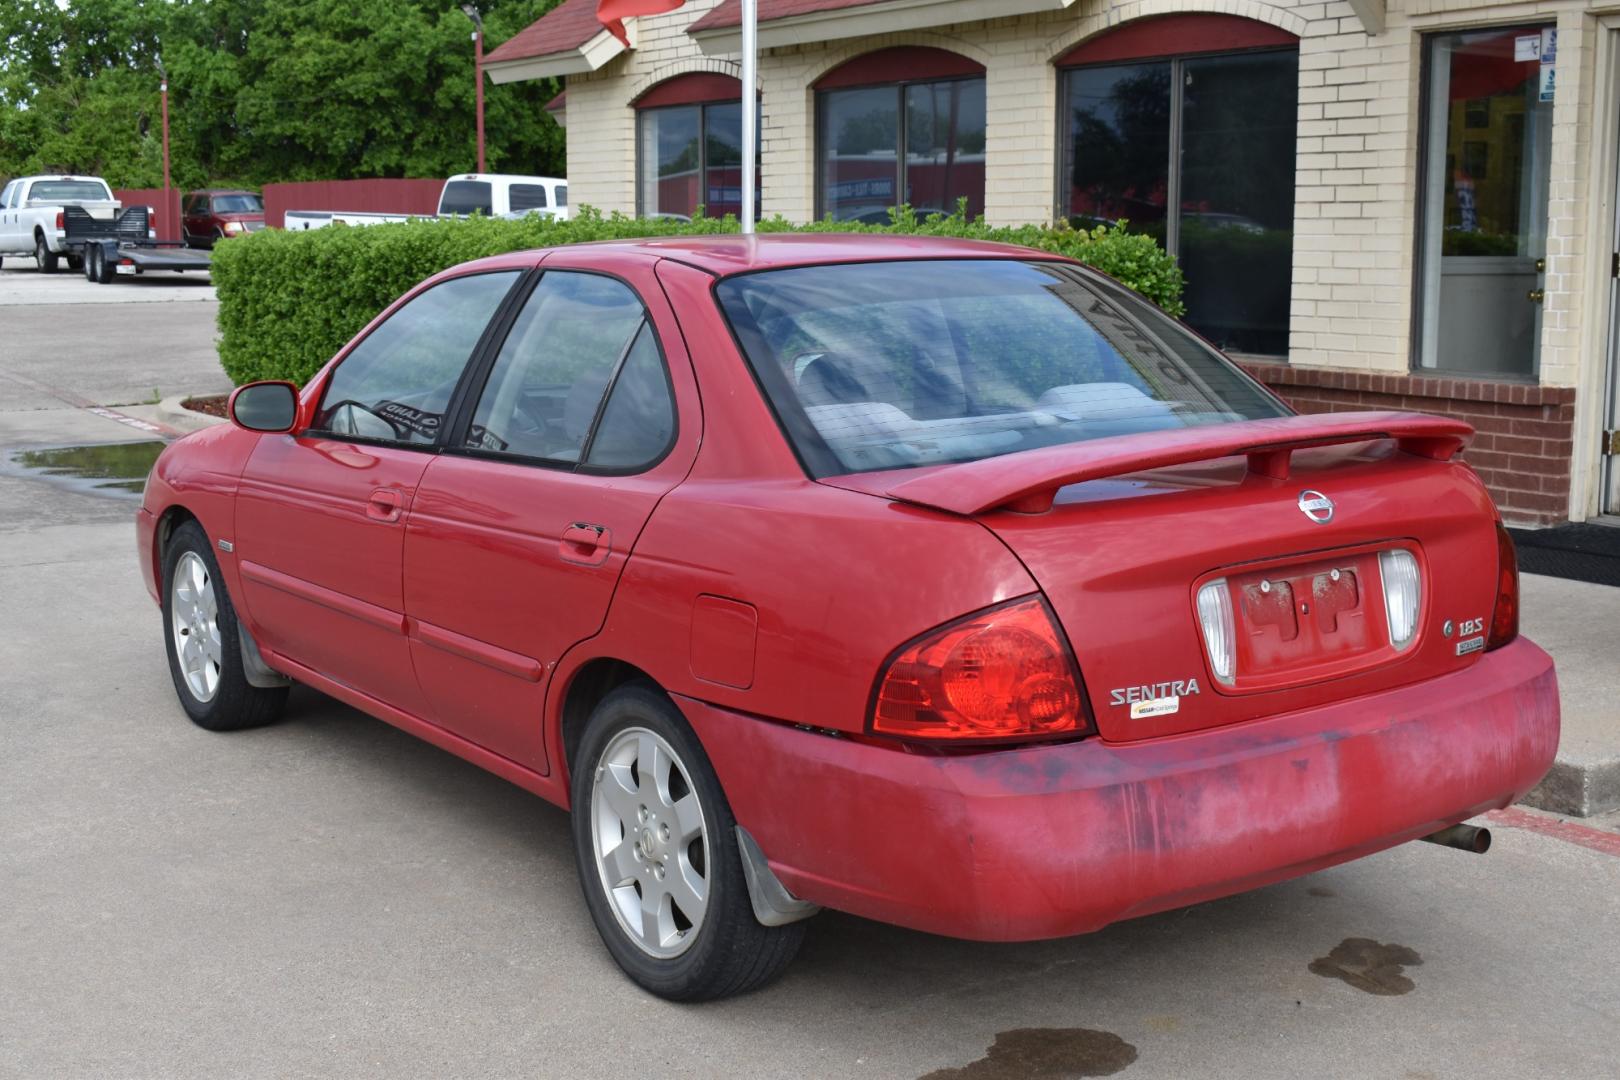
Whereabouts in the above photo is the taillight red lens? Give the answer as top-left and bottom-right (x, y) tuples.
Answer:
(1486, 521), (1519, 650)
(871, 597), (1090, 743)
(55, 211), (65, 229)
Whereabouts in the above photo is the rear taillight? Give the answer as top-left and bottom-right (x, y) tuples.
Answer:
(1487, 522), (1519, 650)
(1378, 549), (1421, 651)
(871, 596), (1089, 743)
(1194, 579), (1235, 683)
(55, 210), (64, 229)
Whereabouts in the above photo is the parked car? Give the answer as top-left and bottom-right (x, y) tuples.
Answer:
(181, 190), (266, 248)
(0, 174), (120, 272)
(136, 235), (1558, 1002)
(437, 173), (568, 219)
(283, 210), (417, 231)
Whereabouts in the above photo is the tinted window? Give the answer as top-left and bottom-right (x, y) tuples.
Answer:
(585, 325), (675, 468)
(509, 184), (548, 211)
(314, 271), (520, 445)
(212, 194), (263, 213)
(439, 180), (493, 216)
(465, 272), (649, 463)
(716, 259), (1287, 476)
(555, 184), (568, 207)
(1, 182), (15, 209)
(818, 78), (985, 222)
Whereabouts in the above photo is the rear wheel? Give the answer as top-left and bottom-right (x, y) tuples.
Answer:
(83, 248), (96, 281)
(92, 247), (114, 285)
(571, 684), (807, 1000)
(161, 520), (288, 731)
(34, 234), (58, 273)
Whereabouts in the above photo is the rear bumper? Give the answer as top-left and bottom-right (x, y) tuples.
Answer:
(679, 636), (1559, 941)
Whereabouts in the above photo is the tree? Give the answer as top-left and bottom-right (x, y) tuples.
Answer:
(0, 0), (566, 188)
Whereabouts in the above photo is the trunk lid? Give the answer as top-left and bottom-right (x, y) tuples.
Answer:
(827, 413), (1503, 742)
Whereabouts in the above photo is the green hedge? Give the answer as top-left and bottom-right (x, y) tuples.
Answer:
(211, 206), (1186, 387)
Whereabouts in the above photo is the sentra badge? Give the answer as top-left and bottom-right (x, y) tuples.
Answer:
(1111, 679), (1201, 719)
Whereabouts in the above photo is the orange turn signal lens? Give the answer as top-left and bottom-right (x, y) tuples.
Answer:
(871, 597), (1090, 743)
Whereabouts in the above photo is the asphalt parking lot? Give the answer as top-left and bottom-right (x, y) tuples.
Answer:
(3, 262), (1619, 1079)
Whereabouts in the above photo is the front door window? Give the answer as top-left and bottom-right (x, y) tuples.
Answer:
(1417, 26), (1554, 377)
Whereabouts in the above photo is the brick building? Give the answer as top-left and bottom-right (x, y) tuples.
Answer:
(488, 0), (1620, 525)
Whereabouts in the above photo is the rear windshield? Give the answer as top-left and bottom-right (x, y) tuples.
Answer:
(212, 194), (262, 213)
(555, 184), (567, 207)
(715, 259), (1288, 477)
(439, 180), (493, 216)
(28, 180), (112, 203)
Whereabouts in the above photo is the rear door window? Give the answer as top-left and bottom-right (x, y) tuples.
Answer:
(313, 271), (521, 446)
(462, 271), (672, 469)
(509, 184), (549, 211)
(439, 180), (493, 216)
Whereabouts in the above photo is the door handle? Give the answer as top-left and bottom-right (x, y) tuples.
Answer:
(1527, 289), (1545, 303)
(366, 488), (403, 522)
(560, 522), (611, 566)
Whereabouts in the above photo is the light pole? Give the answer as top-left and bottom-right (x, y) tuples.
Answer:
(461, 5), (486, 173)
(157, 59), (173, 241)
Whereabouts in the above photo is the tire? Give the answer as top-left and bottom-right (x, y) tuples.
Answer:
(161, 520), (288, 731)
(571, 683), (807, 1001)
(34, 234), (58, 273)
(83, 248), (96, 281)
(92, 246), (114, 284)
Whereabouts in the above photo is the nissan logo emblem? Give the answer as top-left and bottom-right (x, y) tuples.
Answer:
(1298, 489), (1335, 524)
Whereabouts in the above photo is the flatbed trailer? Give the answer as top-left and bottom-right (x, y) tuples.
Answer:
(63, 206), (212, 283)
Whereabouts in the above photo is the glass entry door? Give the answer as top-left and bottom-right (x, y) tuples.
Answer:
(1418, 27), (1554, 377)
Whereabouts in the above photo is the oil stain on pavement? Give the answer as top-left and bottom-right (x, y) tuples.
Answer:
(920, 1028), (1138, 1078)
(1309, 938), (1423, 995)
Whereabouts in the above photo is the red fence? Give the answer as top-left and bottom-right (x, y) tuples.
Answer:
(112, 188), (181, 242)
(261, 179), (443, 229)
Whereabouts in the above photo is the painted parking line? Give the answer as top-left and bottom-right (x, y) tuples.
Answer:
(1485, 806), (1620, 858)
(0, 369), (184, 439)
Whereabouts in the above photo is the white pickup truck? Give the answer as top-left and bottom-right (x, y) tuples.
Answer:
(0, 175), (121, 272)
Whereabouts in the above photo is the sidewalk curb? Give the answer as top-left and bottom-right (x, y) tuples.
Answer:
(1521, 756), (1620, 818)
(156, 393), (227, 433)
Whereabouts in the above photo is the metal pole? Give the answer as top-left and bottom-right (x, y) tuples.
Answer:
(474, 30), (486, 173)
(161, 80), (172, 241)
(741, 0), (756, 234)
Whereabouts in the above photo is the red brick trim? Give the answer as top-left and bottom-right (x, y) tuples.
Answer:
(1238, 362), (1575, 526)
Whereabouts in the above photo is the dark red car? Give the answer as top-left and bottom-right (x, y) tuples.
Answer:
(136, 236), (1559, 1000)
(181, 189), (265, 248)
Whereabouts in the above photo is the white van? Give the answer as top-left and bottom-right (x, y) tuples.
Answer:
(437, 174), (568, 220)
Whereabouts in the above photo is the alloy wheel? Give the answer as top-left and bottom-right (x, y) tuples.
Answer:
(170, 551), (223, 703)
(589, 726), (710, 959)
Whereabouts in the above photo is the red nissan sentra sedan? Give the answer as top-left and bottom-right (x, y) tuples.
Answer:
(136, 236), (1558, 1000)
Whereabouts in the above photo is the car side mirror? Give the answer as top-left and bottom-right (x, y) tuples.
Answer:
(228, 381), (300, 433)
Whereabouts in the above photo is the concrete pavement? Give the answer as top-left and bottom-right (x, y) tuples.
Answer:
(3, 263), (1620, 1079)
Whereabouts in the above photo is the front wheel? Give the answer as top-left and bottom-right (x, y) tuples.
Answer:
(34, 235), (58, 273)
(161, 520), (288, 731)
(571, 684), (807, 1000)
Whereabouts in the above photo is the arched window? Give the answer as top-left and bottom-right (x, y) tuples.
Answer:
(1058, 15), (1299, 356)
(635, 73), (757, 220)
(814, 47), (986, 223)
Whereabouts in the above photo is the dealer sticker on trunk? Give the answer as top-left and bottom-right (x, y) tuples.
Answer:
(1129, 695), (1182, 719)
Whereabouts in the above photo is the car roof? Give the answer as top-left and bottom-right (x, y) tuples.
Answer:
(452, 234), (1056, 278)
(189, 188), (258, 195)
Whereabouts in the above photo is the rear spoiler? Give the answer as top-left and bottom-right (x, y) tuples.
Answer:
(884, 411), (1474, 515)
